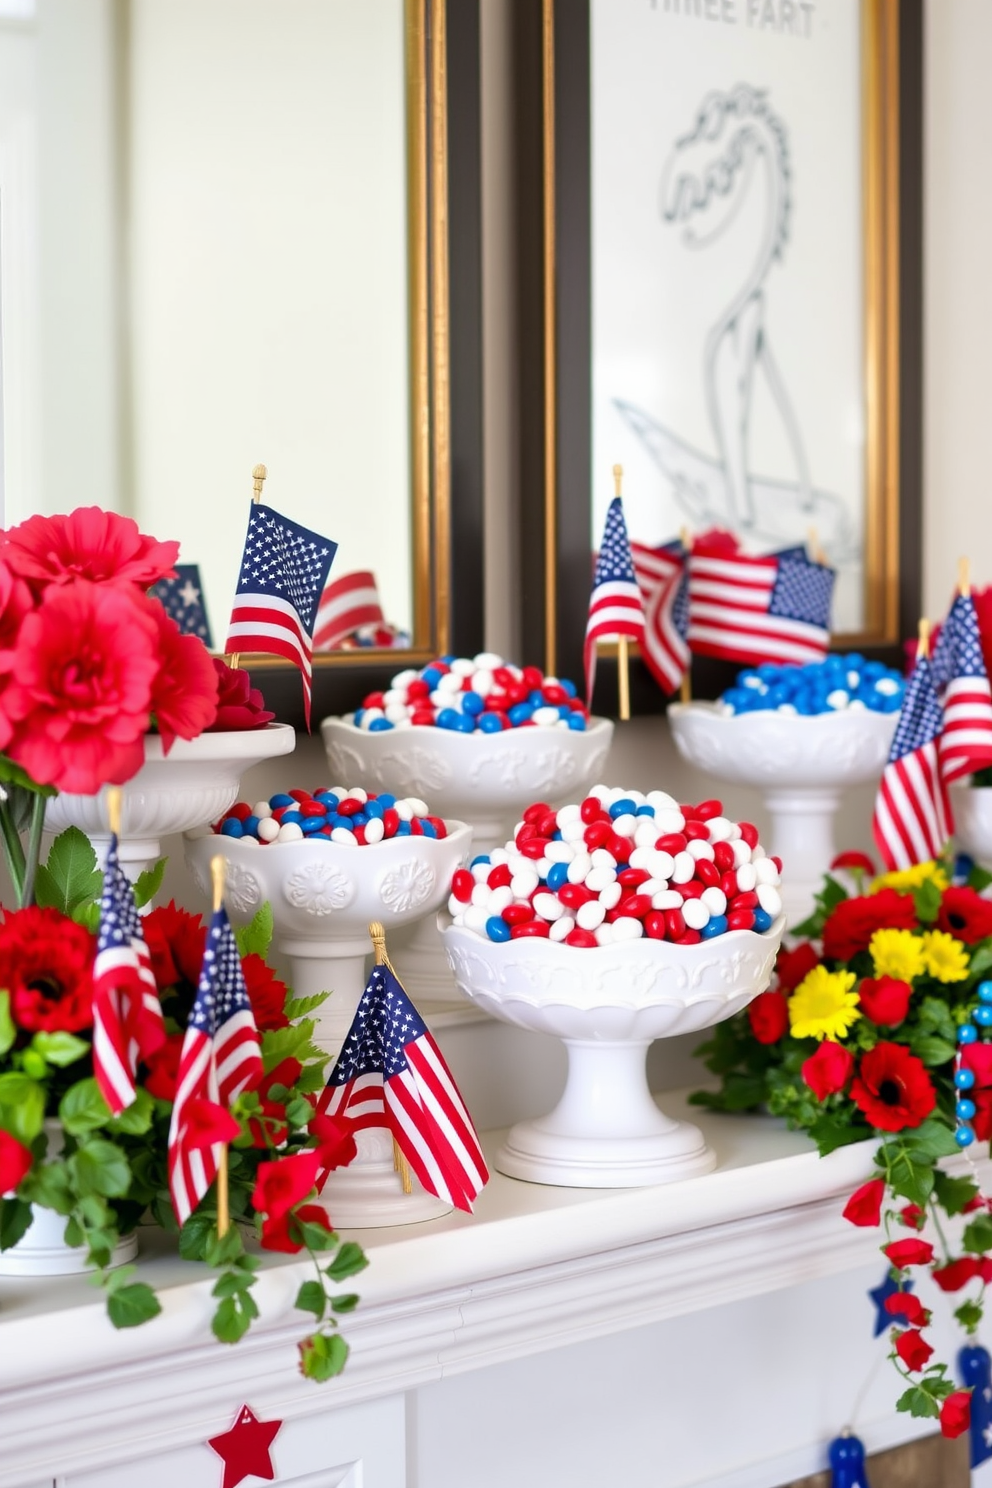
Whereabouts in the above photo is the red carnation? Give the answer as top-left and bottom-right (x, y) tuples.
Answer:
(0, 1129), (32, 1193)
(0, 906), (95, 1032)
(1, 507), (179, 592)
(822, 889), (918, 962)
(884, 1237), (935, 1268)
(241, 954), (290, 1032)
(0, 561), (33, 673)
(939, 1391), (972, 1440)
(776, 941), (820, 993)
(937, 886), (992, 945)
(252, 1150), (321, 1221)
(802, 1040), (854, 1101)
(143, 902), (207, 992)
(747, 989), (789, 1044)
(884, 1291), (930, 1326)
(842, 1178), (885, 1227)
(143, 599), (218, 752)
(894, 1329), (933, 1372)
(858, 976), (912, 1026)
(932, 1257), (981, 1292)
(850, 1043), (936, 1132)
(261, 1202), (333, 1255)
(208, 659), (275, 732)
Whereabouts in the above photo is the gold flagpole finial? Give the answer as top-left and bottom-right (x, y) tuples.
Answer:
(917, 617), (930, 660)
(210, 854), (226, 913)
(251, 464), (267, 503)
(106, 787), (122, 839)
(612, 463), (623, 498)
(959, 555), (971, 598)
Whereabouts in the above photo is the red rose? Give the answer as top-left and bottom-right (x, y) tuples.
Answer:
(261, 1202), (333, 1255)
(939, 1391), (972, 1440)
(776, 941), (820, 993)
(850, 1043), (936, 1132)
(822, 890), (918, 962)
(3, 580), (158, 793)
(241, 954), (290, 1032)
(0, 906), (95, 1032)
(894, 1329), (933, 1372)
(899, 1204), (926, 1230)
(309, 1110), (358, 1175)
(208, 659), (275, 732)
(884, 1237), (935, 1268)
(831, 851), (877, 876)
(143, 902), (207, 992)
(144, 1031), (183, 1101)
(252, 1150), (321, 1221)
(932, 1257), (981, 1292)
(181, 1098), (241, 1149)
(143, 599), (218, 752)
(802, 1040), (854, 1101)
(884, 1291), (930, 1326)
(0, 1129), (33, 1193)
(858, 976), (912, 1026)
(937, 887), (992, 944)
(747, 990), (789, 1044)
(1, 507), (179, 592)
(842, 1178), (885, 1227)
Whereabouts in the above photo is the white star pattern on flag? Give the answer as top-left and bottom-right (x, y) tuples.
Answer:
(149, 564), (213, 646)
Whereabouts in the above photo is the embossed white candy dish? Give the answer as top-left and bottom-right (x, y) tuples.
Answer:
(442, 915), (785, 1188)
(45, 723), (296, 883)
(185, 822), (472, 1228)
(668, 703), (898, 925)
(322, 715), (613, 998)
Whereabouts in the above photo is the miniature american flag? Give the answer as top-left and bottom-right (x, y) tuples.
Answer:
(149, 564), (213, 647)
(224, 503), (338, 728)
(931, 592), (992, 785)
(319, 963), (488, 1213)
(585, 497), (645, 704)
(92, 836), (165, 1115)
(313, 570), (384, 652)
(631, 539), (690, 695)
(872, 652), (953, 871)
(687, 548), (835, 666)
(168, 906), (263, 1226)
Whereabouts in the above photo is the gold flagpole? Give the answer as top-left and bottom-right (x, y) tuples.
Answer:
(106, 786), (122, 840)
(226, 464), (267, 673)
(917, 616), (930, 661)
(612, 464), (632, 722)
(369, 921), (412, 1195)
(959, 555), (971, 598)
(211, 854), (231, 1237)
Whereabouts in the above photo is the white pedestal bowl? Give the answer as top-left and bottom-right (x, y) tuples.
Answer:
(321, 717), (614, 999)
(441, 917), (786, 1188)
(45, 724), (296, 884)
(184, 824), (473, 1228)
(668, 704), (898, 925)
(950, 784), (992, 866)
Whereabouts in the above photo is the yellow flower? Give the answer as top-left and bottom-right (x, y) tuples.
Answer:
(788, 966), (861, 1041)
(870, 861), (949, 895)
(869, 928), (926, 983)
(920, 929), (970, 983)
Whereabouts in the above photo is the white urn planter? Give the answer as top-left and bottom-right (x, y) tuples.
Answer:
(44, 724), (296, 884)
(321, 717), (614, 1000)
(950, 784), (992, 865)
(185, 824), (472, 1228)
(668, 704), (898, 926)
(442, 917), (786, 1188)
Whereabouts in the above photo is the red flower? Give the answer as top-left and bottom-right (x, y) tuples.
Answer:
(938, 887), (992, 944)
(181, 1098), (241, 1149)
(260, 1202), (333, 1254)
(144, 1031), (183, 1101)
(747, 990), (789, 1044)
(894, 1329), (933, 1372)
(776, 941), (820, 993)
(309, 1110), (358, 1173)
(143, 902), (207, 992)
(884, 1237), (935, 1268)
(0, 906), (95, 1032)
(842, 1178), (885, 1227)
(932, 1257), (981, 1292)
(858, 976), (912, 1026)
(0, 1129), (32, 1193)
(899, 1204), (926, 1230)
(802, 1040), (854, 1101)
(143, 600), (218, 752)
(884, 1292), (930, 1326)
(252, 1150), (321, 1220)
(975, 1090), (992, 1142)
(939, 1391), (972, 1439)
(850, 1043), (936, 1132)
(248, 1058), (303, 1148)
(241, 954), (289, 1032)
(208, 659), (275, 732)
(831, 851), (877, 876)
(0, 561), (33, 674)
(3, 580), (158, 793)
(822, 890), (918, 962)
(2, 507), (179, 592)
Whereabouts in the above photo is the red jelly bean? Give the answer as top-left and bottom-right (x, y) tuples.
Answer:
(407, 679), (430, 699)
(520, 838), (548, 860)
(382, 808), (399, 838)
(569, 698), (587, 713)
(516, 822), (539, 845)
(411, 818), (425, 835)
(524, 802), (551, 824)
(522, 665), (544, 691)
(363, 692), (386, 710)
(606, 833), (631, 862)
(558, 882), (594, 909)
(771, 855), (783, 873)
(618, 868), (650, 888)
(433, 661), (451, 674)
(739, 821), (760, 848)
(300, 801), (326, 817)
(665, 908), (686, 939)
(451, 868), (474, 902)
(684, 820), (710, 841)
(493, 666), (514, 687)
(225, 802), (252, 821)
(679, 879), (704, 900)
(694, 799), (723, 821)
(411, 709), (436, 726)
(502, 903), (534, 926)
(289, 788), (312, 802)
(542, 684), (568, 705)
(511, 919), (550, 938)
(644, 911), (667, 940)
(656, 832), (687, 855)
(584, 821), (612, 850)
(713, 841), (735, 872)
(676, 929), (702, 946)
(428, 816), (447, 840)
(337, 798), (362, 816)
(694, 859), (720, 888)
(488, 863), (512, 889)
(727, 909), (755, 931)
(580, 795), (603, 823)
(720, 871), (738, 899)
(353, 824), (367, 845)
(731, 890), (759, 910)
(538, 811), (559, 838)
(507, 682), (530, 706)
(622, 893), (653, 920)
(566, 927), (598, 948)
(680, 803), (702, 821)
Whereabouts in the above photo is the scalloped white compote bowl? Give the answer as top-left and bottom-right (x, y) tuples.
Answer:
(442, 917), (785, 1187)
(185, 824), (473, 1228)
(668, 703), (898, 925)
(951, 784), (992, 865)
(321, 717), (614, 999)
(44, 723), (296, 884)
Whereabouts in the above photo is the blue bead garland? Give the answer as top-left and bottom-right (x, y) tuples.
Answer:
(952, 988), (992, 1146)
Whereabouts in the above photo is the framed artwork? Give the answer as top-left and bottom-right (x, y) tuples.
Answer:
(514, 0), (922, 703)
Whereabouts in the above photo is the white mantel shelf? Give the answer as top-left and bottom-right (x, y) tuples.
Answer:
(0, 1097), (979, 1487)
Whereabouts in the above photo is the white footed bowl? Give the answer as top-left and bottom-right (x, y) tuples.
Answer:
(442, 916), (786, 1188)
(951, 784), (992, 865)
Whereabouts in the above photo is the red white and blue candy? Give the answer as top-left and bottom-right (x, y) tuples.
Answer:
(718, 654), (906, 716)
(213, 789), (448, 846)
(447, 786), (783, 947)
(351, 653), (590, 733)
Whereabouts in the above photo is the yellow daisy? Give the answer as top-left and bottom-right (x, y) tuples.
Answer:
(920, 929), (970, 983)
(788, 966), (861, 1041)
(869, 928), (926, 983)
(870, 861), (949, 895)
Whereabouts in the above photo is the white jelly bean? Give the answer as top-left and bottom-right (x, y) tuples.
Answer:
(652, 889), (683, 911)
(394, 799), (414, 821)
(595, 922), (615, 946)
(612, 813), (638, 839)
(701, 887), (727, 916)
(639, 877), (667, 898)
(533, 706), (560, 726)
(671, 851), (695, 884)
(345, 787), (368, 803)
(328, 826), (355, 845)
(473, 670), (494, 696)
(561, 820), (586, 843)
(471, 862), (491, 882)
(471, 882), (490, 906)
(385, 703), (408, 723)
(628, 847), (652, 870)
(755, 858), (780, 886)
(239, 836), (258, 847)
(586, 866), (618, 893)
(577, 900), (606, 931)
(757, 883), (783, 917)
(567, 853), (593, 883)
(549, 915), (575, 942)
(451, 657), (475, 676)
(599, 882), (623, 910)
(612, 916), (643, 941)
(557, 803), (581, 826)
(731, 839), (753, 868)
(655, 809), (686, 835)
(706, 816), (734, 842)
(646, 790), (679, 813)
(448, 893), (464, 917)
(473, 651), (503, 670)
(648, 850), (676, 880)
(736, 862), (757, 892)
(257, 817), (280, 842)
(682, 898), (711, 930)
(511, 870), (540, 898)
(687, 839), (715, 861)
(489, 886), (513, 915)
(275, 821), (304, 842)
(364, 817), (385, 844)
(464, 905), (489, 931)
(634, 819), (660, 849)
(252, 801), (273, 820)
(407, 797), (429, 816)
(533, 892), (565, 921)
(590, 848), (617, 869)
(546, 841), (573, 862)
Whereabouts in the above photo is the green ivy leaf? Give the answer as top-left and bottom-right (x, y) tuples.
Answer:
(896, 1386), (940, 1420)
(211, 1289), (258, 1344)
(908, 1034), (957, 1068)
(31, 1031), (91, 1068)
(107, 1089), (155, 1136)
(178, 1210), (218, 1261)
(299, 1331), (348, 1381)
(912, 878), (943, 924)
(212, 1269), (256, 1300)
(0, 1196), (32, 1251)
(969, 944), (992, 979)
(260, 1022), (323, 1074)
(234, 903), (274, 959)
(106, 1281), (162, 1329)
(808, 1114), (870, 1158)
(205, 1225), (245, 1269)
(70, 901), (101, 934)
(283, 992), (329, 1020)
(0, 991), (14, 1057)
(325, 1241), (369, 1282)
(59, 1078), (112, 1135)
(295, 1217), (337, 1251)
(916, 996), (957, 1041)
(285, 1097), (316, 1128)
(0, 1072), (45, 1143)
(933, 1170), (980, 1216)
(330, 1293), (360, 1314)
(901, 1118), (961, 1162)
(295, 1063), (330, 1094)
(69, 1139), (131, 1198)
(35, 827), (102, 914)
(955, 1300), (984, 1333)
(295, 1280), (327, 1319)
(968, 866), (992, 893)
(23, 1159), (74, 1215)
(962, 1214), (992, 1255)
(133, 858), (167, 910)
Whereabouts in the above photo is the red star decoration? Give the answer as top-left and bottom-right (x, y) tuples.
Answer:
(207, 1404), (282, 1488)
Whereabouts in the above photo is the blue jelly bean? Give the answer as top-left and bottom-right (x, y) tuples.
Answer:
(956, 1126), (976, 1147)
(610, 798), (638, 819)
(270, 793), (295, 808)
(528, 689), (544, 706)
(396, 821), (411, 835)
(421, 667), (443, 689)
(560, 678), (577, 697)
(242, 815), (260, 837)
(959, 1023), (979, 1044)
(752, 908), (773, 933)
(369, 717), (393, 731)
(435, 708), (458, 729)
(456, 713), (476, 733)
(547, 862), (569, 891)
(301, 818), (326, 835)
(377, 793), (396, 809)
(486, 916), (511, 943)
(315, 791), (340, 809)
(557, 704), (572, 720)
(365, 799), (385, 819)
(353, 709), (365, 727)
(280, 811), (304, 827)
(955, 1068), (977, 1090)
(478, 712), (503, 733)
(508, 703), (534, 725)
(701, 914), (729, 939)
(636, 804), (656, 816)
(957, 1098), (978, 1121)
(567, 713), (586, 731)
(420, 819), (438, 837)
(462, 691), (484, 716)
(470, 855), (492, 869)
(220, 817), (243, 837)
(351, 812), (368, 827)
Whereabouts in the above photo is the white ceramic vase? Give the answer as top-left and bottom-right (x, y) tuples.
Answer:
(951, 784), (992, 865)
(321, 717), (614, 1000)
(668, 703), (898, 926)
(442, 917), (786, 1188)
(44, 723), (296, 884)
